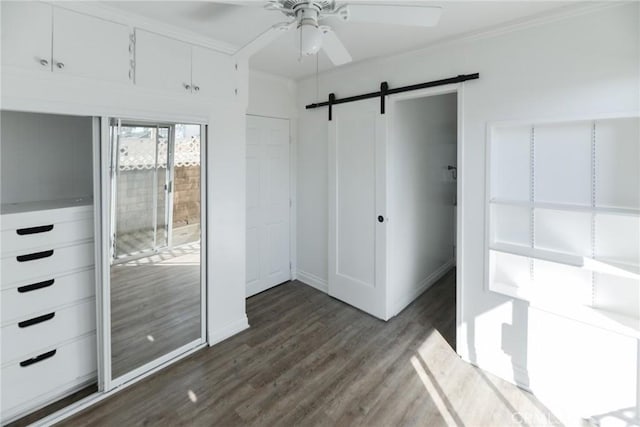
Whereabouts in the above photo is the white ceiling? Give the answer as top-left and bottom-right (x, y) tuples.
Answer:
(105, 1), (578, 80)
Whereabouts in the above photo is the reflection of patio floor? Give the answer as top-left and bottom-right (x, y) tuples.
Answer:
(115, 226), (200, 259)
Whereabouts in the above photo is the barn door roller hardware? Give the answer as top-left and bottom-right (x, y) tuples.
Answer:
(305, 73), (479, 120)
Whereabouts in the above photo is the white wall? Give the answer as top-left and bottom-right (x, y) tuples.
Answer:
(1, 111), (93, 204)
(295, 3), (639, 423)
(247, 69), (297, 120)
(388, 94), (457, 317)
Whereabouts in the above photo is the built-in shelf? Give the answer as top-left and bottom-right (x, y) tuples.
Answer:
(490, 198), (640, 216)
(492, 281), (639, 339)
(488, 116), (640, 340)
(1, 197), (93, 215)
(490, 242), (640, 279)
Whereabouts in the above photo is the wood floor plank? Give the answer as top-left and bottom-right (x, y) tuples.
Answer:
(59, 270), (559, 427)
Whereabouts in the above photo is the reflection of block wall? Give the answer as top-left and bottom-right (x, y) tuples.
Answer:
(173, 166), (201, 228)
(116, 169), (167, 234)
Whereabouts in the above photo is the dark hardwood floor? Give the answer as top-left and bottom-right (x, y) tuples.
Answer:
(60, 269), (557, 426)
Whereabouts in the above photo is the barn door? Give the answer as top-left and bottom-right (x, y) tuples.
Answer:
(328, 99), (388, 319)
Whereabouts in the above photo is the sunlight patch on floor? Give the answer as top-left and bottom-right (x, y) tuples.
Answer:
(410, 355), (459, 426)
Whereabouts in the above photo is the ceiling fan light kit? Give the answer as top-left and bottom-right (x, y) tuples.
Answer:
(235, 1), (442, 66)
(296, 6), (323, 56)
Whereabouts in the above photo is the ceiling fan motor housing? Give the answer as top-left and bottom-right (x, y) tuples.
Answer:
(282, 0), (335, 14)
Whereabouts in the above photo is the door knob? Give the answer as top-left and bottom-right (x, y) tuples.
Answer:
(39, 58), (49, 67)
(378, 215), (384, 223)
(56, 62), (64, 69)
(184, 83), (191, 91)
(193, 85), (200, 92)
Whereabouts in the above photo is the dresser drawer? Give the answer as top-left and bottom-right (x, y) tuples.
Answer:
(2, 298), (96, 363)
(1, 334), (96, 420)
(1, 269), (95, 325)
(0, 216), (93, 256)
(1, 242), (94, 288)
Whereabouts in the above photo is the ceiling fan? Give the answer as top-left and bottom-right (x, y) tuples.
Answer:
(230, 1), (443, 65)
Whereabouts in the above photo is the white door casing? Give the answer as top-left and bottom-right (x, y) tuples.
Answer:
(246, 115), (291, 297)
(328, 99), (388, 320)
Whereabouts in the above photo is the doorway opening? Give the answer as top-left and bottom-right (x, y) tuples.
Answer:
(390, 90), (459, 348)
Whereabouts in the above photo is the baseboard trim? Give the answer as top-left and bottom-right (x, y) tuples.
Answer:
(389, 259), (455, 318)
(297, 270), (328, 293)
(208, 316), (250, 346)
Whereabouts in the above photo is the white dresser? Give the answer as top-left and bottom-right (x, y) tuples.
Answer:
(1, 199), (97, 423)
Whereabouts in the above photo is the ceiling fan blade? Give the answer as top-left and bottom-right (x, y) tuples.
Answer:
(344, 3), (442, 27)
(321, 28), (352, 66)
(209, 1), (276, 7)
(234, 20), (295, 59)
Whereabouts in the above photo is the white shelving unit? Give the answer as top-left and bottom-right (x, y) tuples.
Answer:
(486, 114), (640, 337)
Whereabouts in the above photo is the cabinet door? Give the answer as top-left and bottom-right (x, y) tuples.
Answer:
(135, 30), (192, 94)
(191, 46), (236, 100)
(53, 7), (131, 84)
(1, 2), (52, 72)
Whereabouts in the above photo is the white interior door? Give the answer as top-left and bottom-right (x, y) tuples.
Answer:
(246, 116), (291, 297)
(328, 99), (388, 319)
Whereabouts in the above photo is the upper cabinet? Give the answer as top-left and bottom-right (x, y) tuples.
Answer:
(1, 2), (131, 84)
(1, 3), (237, 100)
(1, 2), (53, 72)
(192, 46), (236, 100)
(136, 30), (236, 99)
(135, 30), (192, 94)
(52, 8), (131, 83)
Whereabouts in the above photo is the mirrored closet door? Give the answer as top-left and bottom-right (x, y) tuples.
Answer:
(105, 119), (206, 384)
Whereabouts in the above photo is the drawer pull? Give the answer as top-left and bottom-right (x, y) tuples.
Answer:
(16, 250), (54, 262)
(18, 279), (55, 293)
(18, 312), (55, 328)
(16, 224), (54, 235)
(20, 349), (57, 367)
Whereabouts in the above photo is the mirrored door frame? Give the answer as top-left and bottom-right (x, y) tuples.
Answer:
(98, 116), (208, 391)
